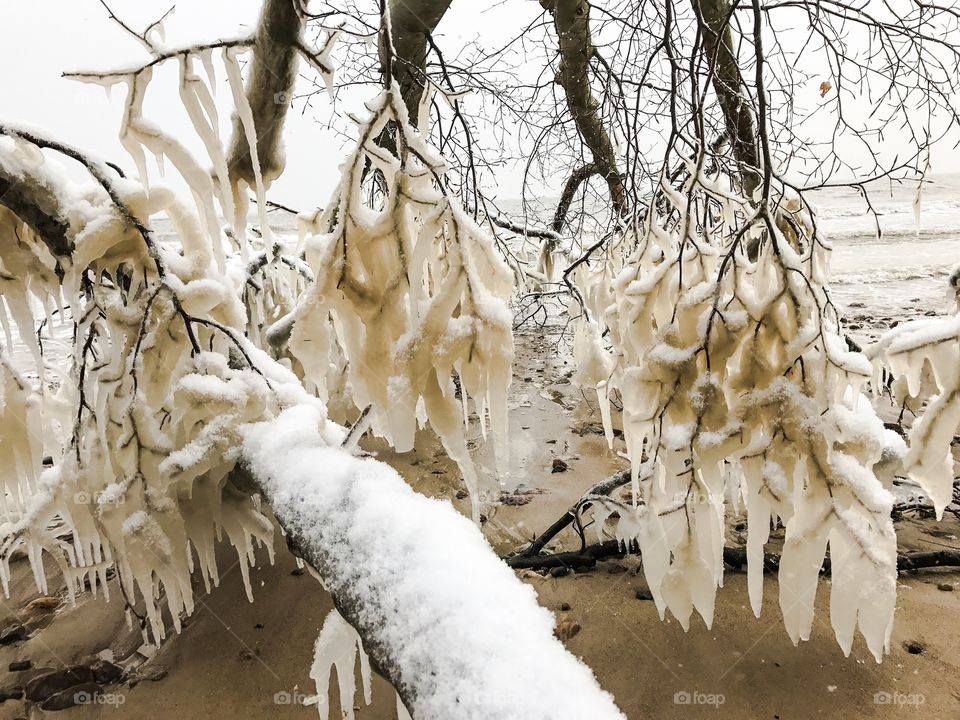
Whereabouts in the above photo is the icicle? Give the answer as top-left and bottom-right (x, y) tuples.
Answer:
(224, 48), (272, 246)
(310, 610), (372, 720)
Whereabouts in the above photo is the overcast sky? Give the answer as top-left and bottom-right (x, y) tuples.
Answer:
(2, 1), (958, 212)
(0, 0), (539, 210)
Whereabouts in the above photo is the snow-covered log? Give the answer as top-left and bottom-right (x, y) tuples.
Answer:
(242, 404), (624, 719)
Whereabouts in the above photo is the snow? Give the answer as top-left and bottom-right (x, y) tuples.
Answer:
(242, 404), (624, 720)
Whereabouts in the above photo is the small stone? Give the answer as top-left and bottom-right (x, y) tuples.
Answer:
(551, 458), (569, 473)
(39, 682), (103, 711)
(24, 596), (60, 613)
(500, 493), (533, 507)
(550, 566), (570, 578)
(139, 665), (168, 682)
(937, 583), (954, 592)
(290, 566), (305, 577)
(558, 602), (572, 611)
(25, 666), (95, 701)
(455, 489), (469, 500)
(8, 660), (31, 672)
(554, 617), (581, 641)
(0, 623), (27, 645)
(91, 659), (124, 685)
(254, 623), (264, 629)
(635, 588), (654, 601)
(903, 640), (926, 655)
(0, 686), (25, 702)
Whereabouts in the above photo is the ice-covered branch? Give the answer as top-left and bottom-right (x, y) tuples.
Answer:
(0, 121), (624, 718)
(868, 314), (960, 518)
(290, 82), (515, 520)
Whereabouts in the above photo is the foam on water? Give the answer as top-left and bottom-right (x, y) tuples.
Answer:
(811, 174), (960, 322)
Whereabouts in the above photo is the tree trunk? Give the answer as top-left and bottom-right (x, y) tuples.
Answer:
(544, 0), (627, 227)
(226, 0), (303, 187)
(380, 0), (453, 125)
(690, 0), (761, 198)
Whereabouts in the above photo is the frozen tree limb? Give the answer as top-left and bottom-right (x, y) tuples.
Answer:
(542, 0), (628, 225)
(226, 0), (304, 187)
(513, 469), (631, 559)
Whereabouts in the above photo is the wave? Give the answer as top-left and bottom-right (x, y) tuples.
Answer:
(831, 266), (949, 285)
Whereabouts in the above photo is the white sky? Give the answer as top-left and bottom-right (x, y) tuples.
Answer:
(1, 1), (958, 211)
(0, 0), (539, 210)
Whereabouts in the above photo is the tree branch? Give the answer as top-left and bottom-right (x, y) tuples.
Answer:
(379, 0), (454, 124)
(543, 0), (628, 225)
(227, 0), (304, 187)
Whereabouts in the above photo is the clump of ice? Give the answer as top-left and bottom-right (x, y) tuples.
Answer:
(568, 171), (911, 662)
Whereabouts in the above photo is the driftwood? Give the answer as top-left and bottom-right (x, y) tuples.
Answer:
(508, 468), (960, 575)
(509, 539), (960, 575)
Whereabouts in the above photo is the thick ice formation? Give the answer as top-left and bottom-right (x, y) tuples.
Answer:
(310, 609), (372, 720)
(289, 83), (515, 519)
(868, 314), (960, 518)
(573, 173), (902, 661)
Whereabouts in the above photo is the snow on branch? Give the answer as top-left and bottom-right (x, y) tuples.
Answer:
(244, 403), (624, 719)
